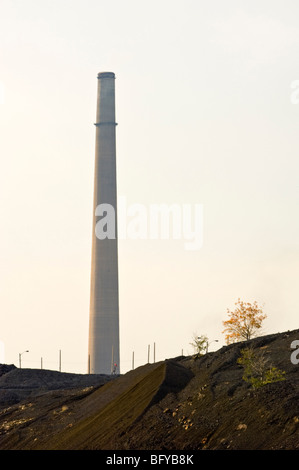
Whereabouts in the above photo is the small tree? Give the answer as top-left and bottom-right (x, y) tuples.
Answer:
(190, 334), (209, 357)
(237, 347), (286, 389)
(222, 298), (266, 344)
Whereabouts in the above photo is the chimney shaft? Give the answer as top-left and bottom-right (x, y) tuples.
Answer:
(88, 72), (120, 375)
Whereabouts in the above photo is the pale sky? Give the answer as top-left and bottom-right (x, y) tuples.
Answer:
(0, 0), (298, 373)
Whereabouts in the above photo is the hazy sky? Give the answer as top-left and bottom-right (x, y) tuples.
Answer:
(0, 0), (298, 373)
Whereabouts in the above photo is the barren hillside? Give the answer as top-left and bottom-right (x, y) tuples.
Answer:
(0, 329), (298, 450)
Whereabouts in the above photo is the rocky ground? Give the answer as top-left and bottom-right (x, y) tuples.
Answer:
(0, 328), (298, 450)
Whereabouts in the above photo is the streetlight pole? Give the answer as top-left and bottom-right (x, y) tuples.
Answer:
(19, 350), (29, 368)
(206, 340), (219, 353)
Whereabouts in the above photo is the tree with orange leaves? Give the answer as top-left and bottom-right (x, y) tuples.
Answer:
(222, 299), (267, 345)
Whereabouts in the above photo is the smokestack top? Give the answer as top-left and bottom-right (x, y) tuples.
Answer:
(97, 72), (115, 79)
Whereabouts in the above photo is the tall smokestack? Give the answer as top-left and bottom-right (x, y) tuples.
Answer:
(88, 72), (120, 375)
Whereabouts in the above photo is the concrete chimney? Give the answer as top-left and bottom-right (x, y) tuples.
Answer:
(88, 72), (120, 375)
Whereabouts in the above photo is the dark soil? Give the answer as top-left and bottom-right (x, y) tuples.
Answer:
(0, 329), (298, 450)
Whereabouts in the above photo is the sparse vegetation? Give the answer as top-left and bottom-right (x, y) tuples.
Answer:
(237, 347), (286, 389)
(189, 334), (209, 357)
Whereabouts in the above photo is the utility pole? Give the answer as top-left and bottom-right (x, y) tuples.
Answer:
(111, 345), (114, 374)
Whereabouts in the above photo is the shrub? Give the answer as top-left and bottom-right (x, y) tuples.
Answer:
(190, 334), (209, 357)
(237, 347), (286, 389)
